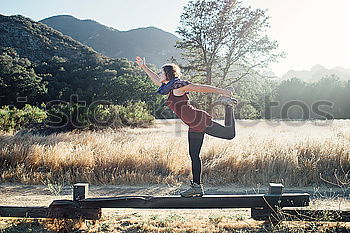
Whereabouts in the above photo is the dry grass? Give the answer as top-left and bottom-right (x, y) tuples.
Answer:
(0, 119), (349, 187)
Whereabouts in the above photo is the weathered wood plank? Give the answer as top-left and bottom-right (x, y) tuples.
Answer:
(0, 203), (101, 220)
(78, 193), (310, 209)
(0, 206), (48, 218)
(48, 200), (101, 220)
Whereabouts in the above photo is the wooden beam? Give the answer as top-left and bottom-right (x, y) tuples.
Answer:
(0, 202), (101, 220)
(77, 193), (310, 209)
(48, 200), (101, 220)
(0, 206), (48, 218)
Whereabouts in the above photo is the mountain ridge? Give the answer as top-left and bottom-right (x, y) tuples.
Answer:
(0, 14), (106, 63)
(40, 15), (182, 67)
(280, 64), (350, 82)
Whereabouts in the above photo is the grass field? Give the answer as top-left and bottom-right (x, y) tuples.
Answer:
(0, 119), (349, 187)
(1, 119), (350, 232)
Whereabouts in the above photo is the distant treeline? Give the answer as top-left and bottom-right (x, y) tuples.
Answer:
(270, 76), (350, 120)
(235, 75), (350, 120)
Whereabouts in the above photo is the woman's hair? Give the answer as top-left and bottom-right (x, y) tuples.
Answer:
(162, 63), (182, 81)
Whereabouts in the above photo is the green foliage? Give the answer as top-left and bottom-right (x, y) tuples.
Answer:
(176, 0), (285, 114)
(0, 104), (47, 132)
(273, 76), (350, 119)
(238, 104), (260, 119)
(36, 55), (158, 105)
(232, 75), (278, 119)
(0, 46), (163, 122)
(118, 100), (155, 127)
(0, 48), (47, 107)
(45, 100), (154, 132)
(0, 100), (154, 133)
(0, 15), (163, 118)
(219, 74), (350, 120)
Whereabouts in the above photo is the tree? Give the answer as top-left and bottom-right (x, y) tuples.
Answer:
(176, 0), (285, 114)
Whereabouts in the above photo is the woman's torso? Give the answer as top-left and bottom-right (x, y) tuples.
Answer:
(166, 89), (213, 132)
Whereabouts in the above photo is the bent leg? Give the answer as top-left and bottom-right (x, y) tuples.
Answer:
(204, 105), (236, 140)
(188, 131), (205, 184)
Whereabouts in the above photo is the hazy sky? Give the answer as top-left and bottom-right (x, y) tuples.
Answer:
(1, 0), (350, 76)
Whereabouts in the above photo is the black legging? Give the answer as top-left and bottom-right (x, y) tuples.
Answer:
(188, 105), (236, 184)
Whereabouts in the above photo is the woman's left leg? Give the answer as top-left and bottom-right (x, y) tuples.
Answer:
(180, 131), (205, 197)
(187, 131), (205, 184)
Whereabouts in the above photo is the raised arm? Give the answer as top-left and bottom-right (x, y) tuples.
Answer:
(135, 56), (162, 87)
(179, 83), (232, 97)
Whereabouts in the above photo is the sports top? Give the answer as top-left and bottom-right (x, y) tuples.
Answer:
(166, 89), (213, 132)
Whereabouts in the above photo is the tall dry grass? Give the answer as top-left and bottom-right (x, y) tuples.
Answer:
(0, 119), (349, 186)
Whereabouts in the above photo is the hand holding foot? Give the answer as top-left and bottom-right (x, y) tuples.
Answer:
(217, 87), (238, 105)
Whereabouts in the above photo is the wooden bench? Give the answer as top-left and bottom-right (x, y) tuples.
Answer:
(0, 182), (319, 221)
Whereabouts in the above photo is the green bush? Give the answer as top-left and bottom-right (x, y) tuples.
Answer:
(46, 103), (88, 130)
(45, 100), (154, 131)
(0, 104), (47, 132)
(238, 103), (260, 119)
(118, 100), (155, 127)
(0, 101), (155, 133)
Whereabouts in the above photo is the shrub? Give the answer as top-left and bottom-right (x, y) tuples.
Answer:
(45, 100), (154, 131)
(238, 103), (260, 119)
(0, 101), (155, 133)
(118, 100), (155, 127)
(0, 104), (47, 132)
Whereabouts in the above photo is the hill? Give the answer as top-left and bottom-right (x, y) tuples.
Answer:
(0, 14), (104, 63)
(40, 15), (182, 67)
(0, 14), (158, 109)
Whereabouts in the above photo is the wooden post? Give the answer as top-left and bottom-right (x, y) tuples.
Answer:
(251, 183), (285, 221)
(251, 207), (276, 221)
(73, 183), (89, 201)
(269, 183), (284, 195)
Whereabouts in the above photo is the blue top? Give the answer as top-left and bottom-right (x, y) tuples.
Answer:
(156, 77), (191, 95)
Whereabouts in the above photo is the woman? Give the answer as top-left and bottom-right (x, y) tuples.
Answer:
(135, 56), (237, 197)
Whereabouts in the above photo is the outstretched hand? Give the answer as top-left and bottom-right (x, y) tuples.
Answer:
(135, 56), (145, 67)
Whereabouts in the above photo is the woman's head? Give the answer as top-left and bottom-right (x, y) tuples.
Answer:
(159, 64), (181, 83)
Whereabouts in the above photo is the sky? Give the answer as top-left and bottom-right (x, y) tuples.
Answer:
(1, 0), (350, 77)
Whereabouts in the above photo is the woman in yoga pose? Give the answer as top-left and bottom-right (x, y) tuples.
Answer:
(135, 56), (237, 197)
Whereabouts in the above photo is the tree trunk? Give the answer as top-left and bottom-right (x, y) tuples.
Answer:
(206, 66), (215, 116)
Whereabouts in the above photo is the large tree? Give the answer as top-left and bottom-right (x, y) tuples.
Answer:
(176, 0), (285, 114)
